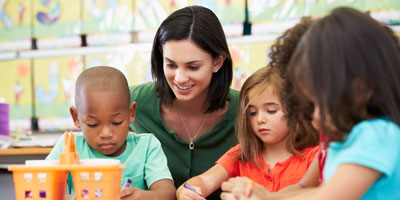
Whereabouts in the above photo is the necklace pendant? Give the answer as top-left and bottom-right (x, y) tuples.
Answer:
(189, 141), (195, 150)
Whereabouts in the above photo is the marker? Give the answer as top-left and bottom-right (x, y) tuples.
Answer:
(184, 183), (196, 192)
(123, 178), (132, 188)
(184, 183), (206, 199)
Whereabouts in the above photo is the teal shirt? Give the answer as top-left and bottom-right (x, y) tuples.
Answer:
(130, 82), (239, 197)
(324, 118), (400, 199)
(46, 132), (172, 194)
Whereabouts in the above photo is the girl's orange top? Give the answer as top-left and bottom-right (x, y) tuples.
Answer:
(216, 144), (319, 192)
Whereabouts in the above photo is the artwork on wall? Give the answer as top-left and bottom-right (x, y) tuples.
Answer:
(82, 0), (135, 45)
(33, 55), (83, 131)
(0, 0), (32, 51)
(85, 45), (153, 86)
(229, 40), (273, 90)
(33, 0), (82, 48)
(0, 59), (32, 131)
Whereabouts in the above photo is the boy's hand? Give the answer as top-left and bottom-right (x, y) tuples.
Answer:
(121, 186), (145, 200)
(177, 186), (205, 200)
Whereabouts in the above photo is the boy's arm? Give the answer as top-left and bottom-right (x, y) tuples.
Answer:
(176, 164), (230, 200)
(120, 135), (176, 200)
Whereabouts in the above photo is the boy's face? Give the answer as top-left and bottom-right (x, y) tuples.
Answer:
(70, 90), (136, 157)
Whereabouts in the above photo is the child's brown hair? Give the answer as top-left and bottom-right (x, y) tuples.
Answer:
(236, 18), (320, 165)
(269, 17), (319, 151)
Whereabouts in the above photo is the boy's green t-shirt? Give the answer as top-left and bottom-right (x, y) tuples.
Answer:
(46, 132), (173, 194)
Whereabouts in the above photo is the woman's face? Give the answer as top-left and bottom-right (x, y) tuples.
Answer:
(162, 39), (223, 103)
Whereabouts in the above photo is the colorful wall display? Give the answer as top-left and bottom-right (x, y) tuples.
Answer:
(248, 0), (304, 23)
(0, 59), (32, 131)
(82, 0), (134, 34)
(133, 0), (190, 32)
(0, 0), (32, 51)
(33, 56), (83, 131)
(0, 0), (32, 41)
(85, 47), (152, 86)
(33, 0), (81, 38)
(229, 40), (272, 90)
(193, 0), (245, 23)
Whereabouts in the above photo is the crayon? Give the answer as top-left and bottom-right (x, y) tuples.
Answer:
(123, 178), (132, 188)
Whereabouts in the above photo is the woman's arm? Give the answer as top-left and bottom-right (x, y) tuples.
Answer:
(121, 179), (176, 200)
(176, 164), (230, 200)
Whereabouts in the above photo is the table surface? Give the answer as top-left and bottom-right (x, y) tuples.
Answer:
(0, 147), (53, 155)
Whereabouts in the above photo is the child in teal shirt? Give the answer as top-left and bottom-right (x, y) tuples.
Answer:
(46, 66), (175, 200)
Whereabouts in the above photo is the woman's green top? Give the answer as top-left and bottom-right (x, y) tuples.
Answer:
(130, 82), (239, 199)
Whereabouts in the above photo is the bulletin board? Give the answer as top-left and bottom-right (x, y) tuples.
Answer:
(0, 0), (32, 41)
(85, 47), (152, 86)
(133, 0), (190, 31)
(229, 41), (273, 90)
(192, 0), (244, 23)
(82, 0), (134, 34)
(33, 56), (83, 131)
(33, 0), (81, 38)
(248, 0), (304, 23)
(0, 59), (32, 131)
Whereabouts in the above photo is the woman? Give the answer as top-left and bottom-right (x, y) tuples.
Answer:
(130, 6), (239, 199)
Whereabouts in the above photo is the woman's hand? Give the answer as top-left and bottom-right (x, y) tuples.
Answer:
(177, 186), (206, 200)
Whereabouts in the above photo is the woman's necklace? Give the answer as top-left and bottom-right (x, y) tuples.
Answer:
(179, 113), (209, 150)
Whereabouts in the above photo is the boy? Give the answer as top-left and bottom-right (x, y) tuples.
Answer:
(46, 66), (175, 200)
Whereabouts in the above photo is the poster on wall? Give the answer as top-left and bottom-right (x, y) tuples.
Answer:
(248, 0), (304, 34)
(33, 56), (83, 131)
(33, 0), (81, 48)
(193, 0), (245, 36)
(305, 0), (364, 17)
(82, 0), (135, 45)
(228, 40), (272, 90)
(85, 45), (153, 86)
(0, 59), (32, 131)
(0, 0), (32, 51)
(191, 0), (245, 23)
(366, 0), (400, 25)
(133, 0), (189, 32)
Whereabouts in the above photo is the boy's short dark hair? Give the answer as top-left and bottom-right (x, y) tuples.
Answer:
(75, 66), (130, 109)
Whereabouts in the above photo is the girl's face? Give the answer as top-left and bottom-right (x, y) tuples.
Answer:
(162, 39), (223, 103)
(248, 86), (290, 146)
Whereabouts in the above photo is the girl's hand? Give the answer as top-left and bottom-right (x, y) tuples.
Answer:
(177, 186), (205, 200)
(120, 186), (145, 200)
(220, 177), (255, 200)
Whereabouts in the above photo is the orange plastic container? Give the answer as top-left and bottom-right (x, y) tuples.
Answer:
(9, 131), (124, 200)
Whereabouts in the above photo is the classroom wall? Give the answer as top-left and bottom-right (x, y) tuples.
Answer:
(0, 0), (399, 133)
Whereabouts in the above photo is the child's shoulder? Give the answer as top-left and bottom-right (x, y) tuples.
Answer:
(303, 145), (320, 154)
(127, 132), (161, 145)
(352, 118), (400, 138)
(340, 118), (400, 148)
